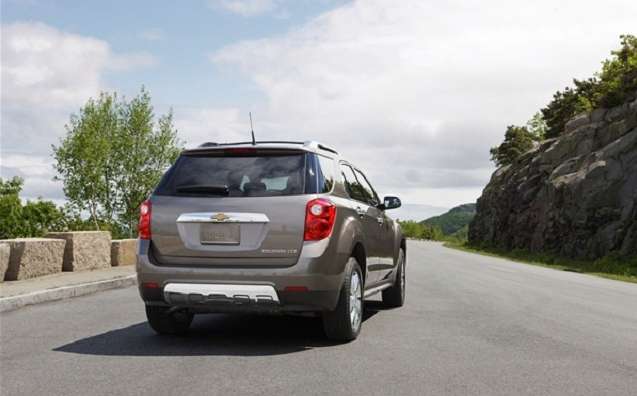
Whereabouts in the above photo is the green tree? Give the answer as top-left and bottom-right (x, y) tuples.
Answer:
(526, 112), (547, 141)
(541, 87), (581, 138)
(419, 224), (443, 240)
(22, 200), (66, 237)
(52, 87), (182, 236)
(0, 177), (66, 239)
(0, 177), (26, 238)
(489, 125), (536, 167)
(596, 34), (637, 107)
(52, 93), (118, 229)
(398, 220), (443, 240)
(0, 177), (22, 195)
(541, 34), (637, 138)
(113, 88), (181, 236)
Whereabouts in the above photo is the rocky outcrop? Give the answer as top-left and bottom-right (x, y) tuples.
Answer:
(4, 238), (66, 280)
(46, 231), (111, 271)
(470, 96), (637, 259)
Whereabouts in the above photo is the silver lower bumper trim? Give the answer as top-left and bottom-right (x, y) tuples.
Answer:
(163, 283), (280, 304)
(363, 282), (392, 298)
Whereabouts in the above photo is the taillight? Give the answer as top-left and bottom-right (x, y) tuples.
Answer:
(138, 199), (152, 240)
(304, 198), (336, 241)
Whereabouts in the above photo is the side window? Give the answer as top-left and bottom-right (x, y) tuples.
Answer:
(354, 169), (379, 206)
(340, 164), (366, 202)
(316, 155), (335, 193)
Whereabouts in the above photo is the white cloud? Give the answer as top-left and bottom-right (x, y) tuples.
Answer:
(210, 0), (637, 208)
(2, 22), (109, 107)
(209, 0), (278, 16)
(1, 22), (156, 201)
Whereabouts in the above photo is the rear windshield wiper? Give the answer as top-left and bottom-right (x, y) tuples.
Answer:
(175, 184), (229, 196)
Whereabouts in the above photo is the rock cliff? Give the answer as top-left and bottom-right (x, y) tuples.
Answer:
(469, 95), (637, 259)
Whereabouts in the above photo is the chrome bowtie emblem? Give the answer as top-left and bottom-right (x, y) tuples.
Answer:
(211, 213), (230, 222)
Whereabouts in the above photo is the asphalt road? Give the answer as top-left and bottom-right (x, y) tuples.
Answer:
(2, 241), (637, 396)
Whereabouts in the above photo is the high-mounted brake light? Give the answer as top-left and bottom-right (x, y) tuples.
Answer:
(138, 199), (152, 240)
(224, 148), (257, 155)
(304, 198), (336, 241)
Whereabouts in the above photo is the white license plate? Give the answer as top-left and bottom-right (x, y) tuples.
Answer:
(200, 223), (240, 245)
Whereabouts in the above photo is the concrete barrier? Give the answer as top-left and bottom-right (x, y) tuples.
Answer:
(111, 239), (137, 266)
(0, 242), (10, 282)
(46, 231), (111, 271)
(4, 238), (66, 280)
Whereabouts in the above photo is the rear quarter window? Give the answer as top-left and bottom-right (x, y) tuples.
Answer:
(304, 153), (336, 194)
(316, 155), (336, 193)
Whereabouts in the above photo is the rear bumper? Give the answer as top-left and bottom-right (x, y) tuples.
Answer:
(136, 240), (346, 312)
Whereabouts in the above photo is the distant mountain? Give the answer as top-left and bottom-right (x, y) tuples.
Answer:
(391, 203), (448, 222)
(421, 203), (476, 235)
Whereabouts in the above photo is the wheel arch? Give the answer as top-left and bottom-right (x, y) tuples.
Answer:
(351, 242), (367, 284)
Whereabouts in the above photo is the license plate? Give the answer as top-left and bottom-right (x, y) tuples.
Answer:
(200, 223), (240, 245)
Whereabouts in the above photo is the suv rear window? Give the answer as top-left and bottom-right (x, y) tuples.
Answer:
(155, 151), (306, 197)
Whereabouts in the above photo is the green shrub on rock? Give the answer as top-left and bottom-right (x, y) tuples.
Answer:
(489, 125), (537, 167)
(542, 34), (637, 138)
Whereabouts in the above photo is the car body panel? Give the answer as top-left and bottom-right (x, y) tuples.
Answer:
(150, 194), (308, 266)
(136, 141), (404, 313)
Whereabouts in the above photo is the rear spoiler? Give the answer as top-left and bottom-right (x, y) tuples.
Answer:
(191, 140), (338, 155)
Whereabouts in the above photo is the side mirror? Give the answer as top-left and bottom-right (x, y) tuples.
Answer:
(382, 196), (401, 210)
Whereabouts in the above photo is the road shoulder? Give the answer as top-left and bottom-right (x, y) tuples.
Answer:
(441, 241), (637, 284)
(0, 266), (136, 312)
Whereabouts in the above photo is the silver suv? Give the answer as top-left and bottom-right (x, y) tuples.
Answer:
(136, 140), (405, 341)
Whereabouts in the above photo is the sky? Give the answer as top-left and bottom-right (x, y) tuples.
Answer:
(2, 0), (636, 220)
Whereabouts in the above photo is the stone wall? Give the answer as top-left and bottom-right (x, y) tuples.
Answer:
(111, 239), (137, 266)
(46, 231), (111, 271)
(469, 96), (637, 259)
(4, 238), (66, 280)
(0, 243), (9, 282)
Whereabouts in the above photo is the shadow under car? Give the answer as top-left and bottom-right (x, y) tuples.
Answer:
(54, 301), (390, 357)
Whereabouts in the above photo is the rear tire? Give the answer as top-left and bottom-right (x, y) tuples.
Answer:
(145, 305), (193, 335)
(322, 258), (363, 342)
(382, 249), (405, 308)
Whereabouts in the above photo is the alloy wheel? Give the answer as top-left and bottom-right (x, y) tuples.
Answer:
(349, 271), (363, 331)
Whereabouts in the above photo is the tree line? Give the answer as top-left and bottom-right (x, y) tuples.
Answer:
(398, 220), (444, 240)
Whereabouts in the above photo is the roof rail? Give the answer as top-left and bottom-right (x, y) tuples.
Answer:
(194, 140), (338, 154)
(211, 141), (305, 146)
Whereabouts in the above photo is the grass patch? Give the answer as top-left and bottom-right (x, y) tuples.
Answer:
(443, 241), (637, 284)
